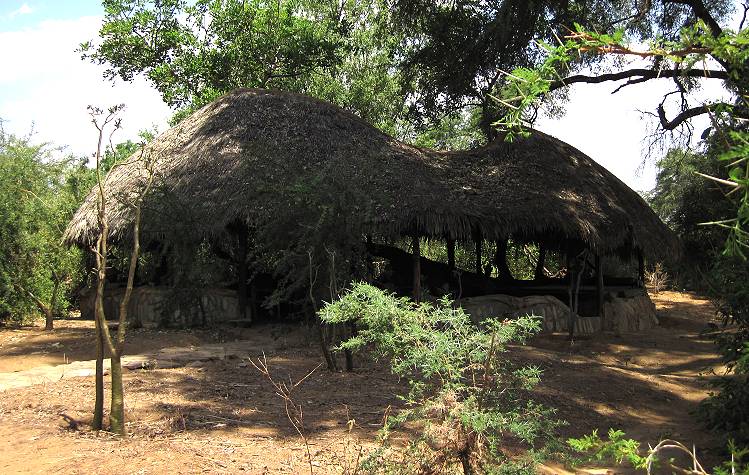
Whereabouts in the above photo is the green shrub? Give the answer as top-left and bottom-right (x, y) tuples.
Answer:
(319, 283), (563, 474)
(697, 257), (749, 445)
(568, 429), (749, 475)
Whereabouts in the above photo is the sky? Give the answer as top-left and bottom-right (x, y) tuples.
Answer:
(0, 1), (171, 160)
(0, 0), (739, 192)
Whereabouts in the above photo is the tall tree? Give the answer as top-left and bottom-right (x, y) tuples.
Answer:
(88, 105), (155, 434)
(81, 0), (403, 124)
(0, 130), (88, 329)
(490, 0), (748, 442)
(389, 0), (733, 139)
(650, 147), (735, 270)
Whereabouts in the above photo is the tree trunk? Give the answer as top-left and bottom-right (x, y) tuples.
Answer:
(45, 278), (62, 330)
(93, 321), (104, 431)
(15, 283), (55, 331)
(317, 322), (338, 371)
(494, 238), (513, 281)
(344, 322), (356, 372)
(92, 240), (107, 431)
(460, 452), (474, 475)
(534, 245), (546, 280)
(43, 307), (54, 331)
(109, 352), (125, 435)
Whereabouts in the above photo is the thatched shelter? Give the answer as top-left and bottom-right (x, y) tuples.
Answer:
(65, 88), (677, 330)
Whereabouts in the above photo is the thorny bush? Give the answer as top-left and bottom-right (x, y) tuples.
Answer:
(319, 283), (563, 475)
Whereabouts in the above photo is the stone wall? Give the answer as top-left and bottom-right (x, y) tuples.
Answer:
(458, 291), (658, 334)
(80, 286), (248, 328)
(603, 293), (659, 332)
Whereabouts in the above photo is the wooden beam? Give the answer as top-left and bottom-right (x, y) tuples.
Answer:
(596, 254), (605, 331)
(412, 235), (421, 302)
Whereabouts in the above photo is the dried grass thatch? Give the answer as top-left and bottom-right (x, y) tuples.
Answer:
(64, 88), (677, 260)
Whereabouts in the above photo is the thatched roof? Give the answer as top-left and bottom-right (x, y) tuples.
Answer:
(64, 88), (677, 260)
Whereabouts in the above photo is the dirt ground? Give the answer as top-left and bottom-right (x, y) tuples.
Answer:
(0, 291), (728, 474)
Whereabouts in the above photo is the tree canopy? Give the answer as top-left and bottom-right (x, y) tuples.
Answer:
(81, 0), (737, 142)
(390, 0), (733, 137)
(81, 0), (408, 132)
(0, 130), (90, 327)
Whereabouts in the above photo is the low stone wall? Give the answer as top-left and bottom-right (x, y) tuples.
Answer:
(458, 294), (599, 334)
(458, 291), (658, 334)
(80, 286), (248, 328)
(604, 293), (658, 332)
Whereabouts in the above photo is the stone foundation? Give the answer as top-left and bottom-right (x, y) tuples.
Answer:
(80, 286), (249, 328)
(458, 291), (658, 334)
(603, 293), (659, 332)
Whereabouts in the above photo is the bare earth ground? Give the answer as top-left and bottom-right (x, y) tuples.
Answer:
(0, 291), (728, 474)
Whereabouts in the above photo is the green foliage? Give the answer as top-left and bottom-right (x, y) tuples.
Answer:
(714, 441), (749, 475)
(696, 254), (749, 445)
(320, 283), (563, 474)
(0, 131), (89, 324)
(408, 108), (485, 151)
(649, 148), (735, 277)
(568, 429), (647, 469)
(81, 0), (410, 134)
(569, 429), (749, 475)
(495, 14), (749, 254)
(84, 0), (341, 109)
(390, 0), (727, 138)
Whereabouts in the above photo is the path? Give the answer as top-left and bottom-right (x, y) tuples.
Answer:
(0, 341), (256, 392)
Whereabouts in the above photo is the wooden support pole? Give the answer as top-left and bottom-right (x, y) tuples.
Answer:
(475, 232), (482, 275)
(250, 279), (258, 321)
(567, 252), (575, 341)
(447, 237), (456, 270)
(534, 244), (546, 280)
(494, 238), (513, 281)
(236, 225), (249, 321)
(596, 254), (605, 331)
(412, 235), (421, 302)
(365, 235), (374, 281)
(637, 252), (645, 288)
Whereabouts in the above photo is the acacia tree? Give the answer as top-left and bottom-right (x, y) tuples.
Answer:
(491, 0), (749, 444)
(0, 129), (88, 329)
(80, 0), (403, 124)
(494, 0), (747, 251)
(89, 105), (155, 434)
(388, 0), (733, 140)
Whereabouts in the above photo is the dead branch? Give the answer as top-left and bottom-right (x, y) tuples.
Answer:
(249, 353), (322, 475)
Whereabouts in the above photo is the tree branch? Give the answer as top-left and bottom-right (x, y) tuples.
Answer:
(662, 0), (722, 36)
(658, 102), (749, 130)
(547, 68), (728, 94)
(12, 283), (51, 318)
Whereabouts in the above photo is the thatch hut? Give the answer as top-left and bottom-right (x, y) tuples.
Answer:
(65, 88), (677, 333)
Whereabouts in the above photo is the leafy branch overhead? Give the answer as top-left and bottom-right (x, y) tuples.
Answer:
(495, 16), (749, 257)
(79, 0), (406, 133)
